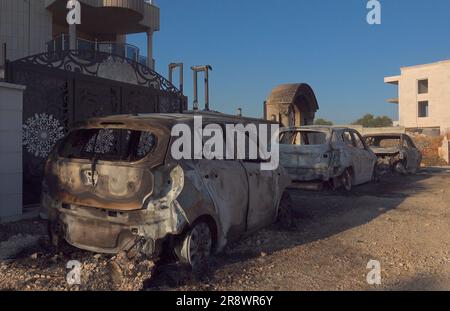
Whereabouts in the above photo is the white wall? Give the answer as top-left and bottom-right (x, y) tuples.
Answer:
(0, 82), (25, 220)
(396, 61), (450, 135)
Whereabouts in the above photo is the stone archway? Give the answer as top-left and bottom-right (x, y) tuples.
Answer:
(264, 83), (319, 127)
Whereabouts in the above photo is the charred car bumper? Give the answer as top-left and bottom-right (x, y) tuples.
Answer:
(42, 193), (186, 257)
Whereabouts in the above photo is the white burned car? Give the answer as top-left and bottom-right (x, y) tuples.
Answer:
(364, 133), (422, 175)
(42, 112), (291, 268)
(279, 126), (377, 191)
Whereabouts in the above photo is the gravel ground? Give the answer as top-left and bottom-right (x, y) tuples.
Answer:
(0, 167), (449, 291)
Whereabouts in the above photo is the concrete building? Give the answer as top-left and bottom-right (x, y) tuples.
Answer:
(385, 60), (450, 135)
(0, 0), (159, 79)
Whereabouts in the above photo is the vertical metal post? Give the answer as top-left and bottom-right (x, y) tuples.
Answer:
(191, 65), (212, 111)
(204, 69), (210, 112)
(237, 108), (242, 117)
(193, 70), (199, 111)
(168, 63), (184, 94)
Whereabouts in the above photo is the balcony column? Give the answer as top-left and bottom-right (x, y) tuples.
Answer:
(69, 24), (77, 50)
(147, 29), (153, 69)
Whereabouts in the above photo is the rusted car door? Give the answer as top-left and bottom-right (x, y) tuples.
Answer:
(194, 123), (249, 241)
(242, 161), (276, 232)
(351, 131), (375, 183)
(403, 135), (422, 171)
(341, 130), (363, 183)
(195, 159), (249, 240)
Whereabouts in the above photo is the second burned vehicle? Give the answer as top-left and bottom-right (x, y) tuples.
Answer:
(279, 126), (378, 191)
(41, 112), (291, 269)
(364, 133), (422, 175)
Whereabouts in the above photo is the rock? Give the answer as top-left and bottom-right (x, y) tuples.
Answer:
(110, 262), (123, 286)
(260, 252), (267, 257)
(30, 253), (38, 260)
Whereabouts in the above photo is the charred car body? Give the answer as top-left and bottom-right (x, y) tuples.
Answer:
(41, 112), (291, 267)
(279, 126), (377, 191)
(364, 133), (422, 175)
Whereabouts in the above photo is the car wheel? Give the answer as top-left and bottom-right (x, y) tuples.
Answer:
(175, 222), (212, 270)
(277, 192), (294, 228)
(372, 164), (381, 183)
(342, 168), (353, 192)
(47, 221), (72, 254)
(394, 161), (407, 175)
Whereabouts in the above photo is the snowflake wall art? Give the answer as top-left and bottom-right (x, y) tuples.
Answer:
(22, 113), (65, 158)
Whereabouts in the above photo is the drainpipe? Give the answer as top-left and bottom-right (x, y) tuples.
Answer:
(191, 65), (213, 111)
(169, 63), (184, 94)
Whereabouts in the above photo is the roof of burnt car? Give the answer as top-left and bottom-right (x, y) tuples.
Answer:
(363, 133), (405, 137)
(281, 125), (351, 132)
(75, 111), (276, 130)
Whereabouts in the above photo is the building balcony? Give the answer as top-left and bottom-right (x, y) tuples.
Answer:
(387, 98), (399, 104)
(45, 0), (160, 35)
(46, 34), (149, 66)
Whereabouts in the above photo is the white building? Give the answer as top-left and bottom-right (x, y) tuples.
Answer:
(385, 60), (450, 135)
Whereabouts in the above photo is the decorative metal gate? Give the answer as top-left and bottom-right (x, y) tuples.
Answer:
(6, 50), (187, 204)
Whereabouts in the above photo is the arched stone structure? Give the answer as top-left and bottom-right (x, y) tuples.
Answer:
(264, 83), (319, 127)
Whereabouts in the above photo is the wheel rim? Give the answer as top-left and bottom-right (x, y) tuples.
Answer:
(343, 170), (352, 191)
(395, 162), (406, 174)
(188, 223), (212, 267)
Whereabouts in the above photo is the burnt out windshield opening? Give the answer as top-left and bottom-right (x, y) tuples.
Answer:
(59, 129), (157, 162)
(365, 137), (401, 148)
(280, 131), (329, 146)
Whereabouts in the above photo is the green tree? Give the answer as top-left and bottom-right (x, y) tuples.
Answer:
(352, 114), (393, 128)
(314, 118), (334, 126)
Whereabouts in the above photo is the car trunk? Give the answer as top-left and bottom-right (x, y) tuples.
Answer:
(280, 144), (332, 170)
(45, 127), (161, 211)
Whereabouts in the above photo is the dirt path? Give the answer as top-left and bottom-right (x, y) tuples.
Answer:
(0, 168), (449, 291)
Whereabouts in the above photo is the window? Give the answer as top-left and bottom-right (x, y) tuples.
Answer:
(342, 131), (355, 148)
(418, 79), (428, 94)
(418, 101), (429, 118)
(351, 132), (366, 150)
(59, 129), (157, 162)
(279, 131), (328, 146)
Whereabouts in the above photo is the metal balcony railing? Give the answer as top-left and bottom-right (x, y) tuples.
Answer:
(46, 34), (148, 66)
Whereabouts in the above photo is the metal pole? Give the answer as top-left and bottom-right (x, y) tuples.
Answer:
(178, 63), (184, 94)
(169, 63), (184, 94)
(204, 69), (209, 111)
(191, 65), (212, 111)
(168, 65), (173, 84)
(193, 70), (198, 111)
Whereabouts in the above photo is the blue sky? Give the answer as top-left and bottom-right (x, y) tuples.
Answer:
(128, 0), (450, 124)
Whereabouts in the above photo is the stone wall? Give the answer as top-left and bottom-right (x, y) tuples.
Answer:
(0, 82), (25, 220)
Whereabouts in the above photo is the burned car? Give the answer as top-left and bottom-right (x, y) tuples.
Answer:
(279, 126), (377, 191)
(364, 133), (422, 175)
(41, 112), (291, 268)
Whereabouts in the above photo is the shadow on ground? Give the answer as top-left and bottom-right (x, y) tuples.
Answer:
(143, 169), (442, 290)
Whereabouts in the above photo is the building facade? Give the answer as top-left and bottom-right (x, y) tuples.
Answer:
(385, 60), (450, 135)
(0, 0), (159, 79)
